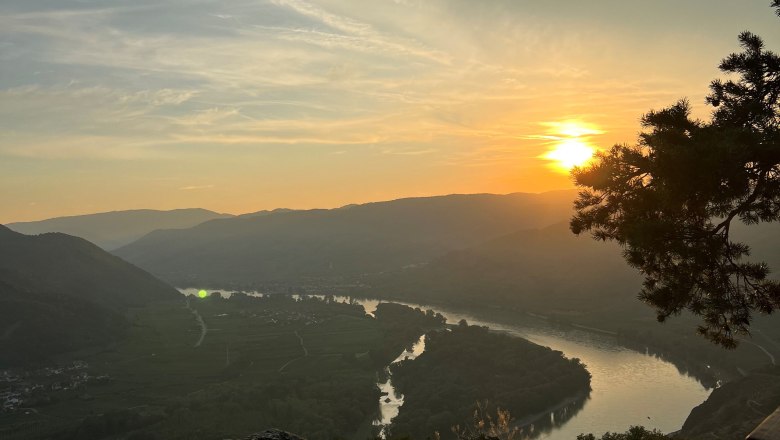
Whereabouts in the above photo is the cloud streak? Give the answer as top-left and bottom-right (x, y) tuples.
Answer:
(179, 184), (215, 191)
(1, 0), (778, 221)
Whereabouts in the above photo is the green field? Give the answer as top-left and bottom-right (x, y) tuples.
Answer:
(1, 295), (435, 440)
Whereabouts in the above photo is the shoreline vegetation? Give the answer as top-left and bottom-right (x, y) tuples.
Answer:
(0, 294), (600, 440)
(339, 291), (765, 388)
(168, 289), (780, 439)
(174, 286), (733, 389)
(387, 323), (591, 439)
(178, 280), (772, 389)
(512, 392), (590, 435)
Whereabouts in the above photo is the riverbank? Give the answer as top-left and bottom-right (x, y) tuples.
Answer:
(175, 289), (713, 438)
(512, 392), (590, 437)
(387, 324), (592, 439)
(344, 291), (754, 387)
(348, 295), (711, 438)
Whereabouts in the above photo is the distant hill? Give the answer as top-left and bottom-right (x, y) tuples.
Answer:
(7, 208), (233, 250)
(370, 221), (645, 318)
(369, 220), (780, 324)
(236, 208), (295, 219)
(0, 225), (180, 365)
(368, 219), (780, 380)
(113, 191), (578, 286)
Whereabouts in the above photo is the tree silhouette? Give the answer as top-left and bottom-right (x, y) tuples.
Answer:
(571, 6), (780, 347)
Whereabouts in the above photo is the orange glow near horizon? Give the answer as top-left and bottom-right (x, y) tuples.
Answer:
(3, 2), (777, 223)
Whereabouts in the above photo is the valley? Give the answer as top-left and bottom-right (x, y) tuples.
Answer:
(0, 296), (431, 439)
(4, 2), (780, 438)
(2, 293), (595, 440)
(3, 192), (780, 439)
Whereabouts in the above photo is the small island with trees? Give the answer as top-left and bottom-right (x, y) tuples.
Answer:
(387, 322), (592, 439)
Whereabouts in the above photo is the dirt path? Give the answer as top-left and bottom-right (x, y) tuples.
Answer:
(295, 331), (308, 356)
(185, 299), (207, 348)
(278, 330), (307, 372)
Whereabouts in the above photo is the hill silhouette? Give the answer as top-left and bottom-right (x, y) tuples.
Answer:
(0, 225), (180, 365)
(369, 220), (780, 380)
(679, 366), (780, 439)
(113, 191), (578, 286)
(370, 221), (645, 316)
(7, 208), (232, 250)
(370, 220), (780, 336)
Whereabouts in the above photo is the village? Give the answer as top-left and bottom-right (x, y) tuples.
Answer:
(0, 361), (108, 414)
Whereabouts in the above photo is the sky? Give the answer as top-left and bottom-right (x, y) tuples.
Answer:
(1, 0), (779, 223)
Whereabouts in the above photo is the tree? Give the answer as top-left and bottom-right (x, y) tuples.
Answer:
(452, 402), (519, 440)
(570, 6), (780, 347)
(576, 426), (668, 440)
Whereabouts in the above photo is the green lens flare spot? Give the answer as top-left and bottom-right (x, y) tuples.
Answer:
(198, 290), (208, 298)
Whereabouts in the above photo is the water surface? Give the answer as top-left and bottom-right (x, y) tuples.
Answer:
(179, 289), (710, 438)
(375, 301), (711, 439)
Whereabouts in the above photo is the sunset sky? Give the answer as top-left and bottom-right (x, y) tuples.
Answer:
(1, 0), (779, 223)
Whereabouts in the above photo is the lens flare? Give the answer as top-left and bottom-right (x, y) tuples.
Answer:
(198, 289), (208, 298)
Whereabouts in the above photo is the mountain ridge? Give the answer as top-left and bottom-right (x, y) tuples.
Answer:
(113, 190), (579, 286)
(0, 225), (180, 365)
(7, 208), (233, 250)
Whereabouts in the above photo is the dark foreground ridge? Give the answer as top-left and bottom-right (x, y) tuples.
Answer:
(243, 429), (305, 440)
(748, 407), (780, 440)
(0, 224), (180, 366)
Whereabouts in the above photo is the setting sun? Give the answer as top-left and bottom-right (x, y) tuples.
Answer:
(545, 139), (595, 170)
(539, 121), (600, 172)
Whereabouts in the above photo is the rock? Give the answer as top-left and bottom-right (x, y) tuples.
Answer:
(243, 429), (305, 440)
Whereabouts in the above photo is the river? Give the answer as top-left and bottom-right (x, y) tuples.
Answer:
(368, 299), (711, 439)
(180, 289), (711, 438)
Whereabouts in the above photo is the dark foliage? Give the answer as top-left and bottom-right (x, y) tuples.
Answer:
(0, 225), (179, 309)
(56, 409), (164, 440)
(372, 303), (447, 366)
(571, 18), (780, 347)
(0, 225), (179, 365)
(576, 426), (668, 440)
(388, 325), (590, 439)
(0, 281), (126, 365)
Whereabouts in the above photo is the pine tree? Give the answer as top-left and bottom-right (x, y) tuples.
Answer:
(571, 5), (780, 347)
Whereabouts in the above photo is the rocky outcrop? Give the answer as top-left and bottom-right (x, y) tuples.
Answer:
(680, 366), (780, 439)
(243, 429), (305, 440)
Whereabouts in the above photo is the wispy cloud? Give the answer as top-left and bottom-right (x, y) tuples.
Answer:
(2, 0), (773, 220)
(381, 148), (437, 156)
(179, 184), (215, 191)
(269, 0), (452, 64)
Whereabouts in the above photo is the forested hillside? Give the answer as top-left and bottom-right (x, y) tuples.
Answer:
(114, 191), (577, 286)
(0, 225), (179, 365)
(8, 208), (232, 250)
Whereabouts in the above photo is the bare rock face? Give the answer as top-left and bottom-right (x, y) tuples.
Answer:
(243, 429), (305, 440)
